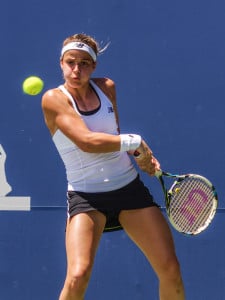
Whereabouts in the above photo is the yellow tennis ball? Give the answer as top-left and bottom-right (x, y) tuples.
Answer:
(22, 76), (44, 96)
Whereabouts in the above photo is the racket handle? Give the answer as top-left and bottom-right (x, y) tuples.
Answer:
(155, 169), (162, 177)
(133, 150), (140, 156)
(133, 150), (142, 158)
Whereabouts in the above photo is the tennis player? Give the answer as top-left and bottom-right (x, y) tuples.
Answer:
(41, 33), (185, 300)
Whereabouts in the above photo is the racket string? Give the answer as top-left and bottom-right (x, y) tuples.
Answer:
(168, 177), (217, 234)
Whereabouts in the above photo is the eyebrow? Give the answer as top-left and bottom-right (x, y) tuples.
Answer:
(64, 56), (92, 62)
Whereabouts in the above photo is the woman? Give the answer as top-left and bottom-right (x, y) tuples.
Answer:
(42, 33), (185, 300)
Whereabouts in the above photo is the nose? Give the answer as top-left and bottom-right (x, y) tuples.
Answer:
(73, 63), (81, 73)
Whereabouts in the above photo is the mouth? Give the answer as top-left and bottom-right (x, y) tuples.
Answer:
(72, 77), (80, 81)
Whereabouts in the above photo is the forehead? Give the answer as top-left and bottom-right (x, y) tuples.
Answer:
(63, 49), (92, 60)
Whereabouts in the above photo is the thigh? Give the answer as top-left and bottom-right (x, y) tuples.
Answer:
(66, 211), (106, 273)
(119, 207), (177, 274)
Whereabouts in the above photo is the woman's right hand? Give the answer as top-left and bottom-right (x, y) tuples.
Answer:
(133, 140), (161, 176)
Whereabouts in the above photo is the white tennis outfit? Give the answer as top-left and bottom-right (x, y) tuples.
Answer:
(52, 80), (137, 193)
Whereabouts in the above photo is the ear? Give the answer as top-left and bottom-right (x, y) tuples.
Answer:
(60, 59), (63, 70)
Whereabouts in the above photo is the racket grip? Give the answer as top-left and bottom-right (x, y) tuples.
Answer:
(133, 150), (143, 159)
(155, 169), (162, 177)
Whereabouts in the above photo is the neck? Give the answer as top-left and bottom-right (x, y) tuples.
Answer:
(64, 81), (100, 112)
(64, 81), (92, 101)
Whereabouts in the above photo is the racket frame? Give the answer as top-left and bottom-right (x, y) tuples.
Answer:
(155, 170), (218, 235)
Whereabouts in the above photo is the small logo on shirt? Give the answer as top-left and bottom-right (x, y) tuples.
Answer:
(107, 107), (114, 113)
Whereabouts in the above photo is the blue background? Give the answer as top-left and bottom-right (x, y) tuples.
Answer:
(0, 0), (225, 299)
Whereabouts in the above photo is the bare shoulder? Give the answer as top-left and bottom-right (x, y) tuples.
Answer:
(92, 77), (115, 89)
(42, 87), (72, 113)
(41, 88), (75, 135)
(42, 88), (61, 109)
(92, 77), (116, 103)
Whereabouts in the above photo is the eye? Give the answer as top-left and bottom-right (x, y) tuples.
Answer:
(65, 60), (75, 66)
(80, 60), (92, 67)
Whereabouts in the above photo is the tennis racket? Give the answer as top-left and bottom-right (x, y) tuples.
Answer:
(155, 170), (218, 235)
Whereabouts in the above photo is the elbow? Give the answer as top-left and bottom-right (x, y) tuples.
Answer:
(76, 134), (99, 153)
(79, 143), (96, 153)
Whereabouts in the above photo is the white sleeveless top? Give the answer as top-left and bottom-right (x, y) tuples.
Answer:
(52, 80), (137, 192)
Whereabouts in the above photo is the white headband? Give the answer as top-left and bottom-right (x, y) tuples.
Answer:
(61, 42), (97, 62)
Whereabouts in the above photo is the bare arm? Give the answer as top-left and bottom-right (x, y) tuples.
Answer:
(42, 86), (121, 153)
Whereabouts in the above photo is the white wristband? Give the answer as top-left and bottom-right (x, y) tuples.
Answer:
(120, 134), (142, 152)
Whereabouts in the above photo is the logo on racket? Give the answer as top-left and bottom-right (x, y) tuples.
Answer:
(180, 189), (208, 226)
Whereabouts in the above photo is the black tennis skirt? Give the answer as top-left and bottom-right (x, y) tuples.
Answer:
(67, 175), (159, 232)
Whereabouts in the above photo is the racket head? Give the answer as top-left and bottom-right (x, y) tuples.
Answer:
(166, 174), (218, 235)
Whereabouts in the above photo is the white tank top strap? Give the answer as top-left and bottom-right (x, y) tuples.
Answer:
(58, 80), (108, 114)
(58, 85), (79, 113)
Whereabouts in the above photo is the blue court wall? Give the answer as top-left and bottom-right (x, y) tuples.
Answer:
(0, 0), (225, 299)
